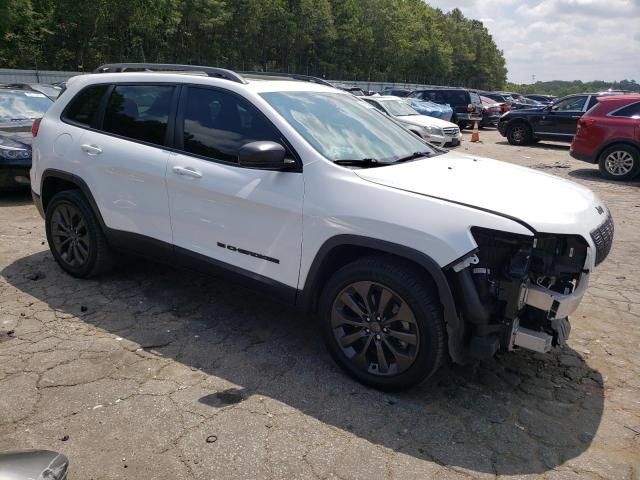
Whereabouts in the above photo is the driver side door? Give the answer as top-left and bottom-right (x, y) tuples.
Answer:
(537, 95), (589, 139)
(165, 86), (304, 302)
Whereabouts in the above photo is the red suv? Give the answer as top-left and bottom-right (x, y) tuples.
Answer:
(570, 94), (640, 180)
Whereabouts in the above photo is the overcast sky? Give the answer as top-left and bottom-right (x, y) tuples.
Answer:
(427, 0), (640, 84)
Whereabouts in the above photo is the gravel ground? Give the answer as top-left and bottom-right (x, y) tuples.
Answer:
(1, 128), (639, 479)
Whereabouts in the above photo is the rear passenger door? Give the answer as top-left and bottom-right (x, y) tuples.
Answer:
(69, 83), (176, 250)
(165, 86), (304, 298)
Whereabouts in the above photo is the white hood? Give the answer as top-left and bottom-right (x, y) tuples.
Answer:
(396, 115), (457, 129)
(354, 152), (607, 236)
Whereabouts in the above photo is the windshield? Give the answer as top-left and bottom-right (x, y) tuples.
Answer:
(0, 91), (53, 122)
(31, 85), (61, 98)
(381, 99), (419, 116)
(261, 91), (435, 164)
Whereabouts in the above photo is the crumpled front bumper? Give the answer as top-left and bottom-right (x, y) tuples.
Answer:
(524, 271), (590, 320)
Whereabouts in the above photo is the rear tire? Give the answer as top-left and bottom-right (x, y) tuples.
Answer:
(45, 190), (115, 278)
(319, 256), (446, 391)
(598, 144), (640, 181)
(507, 123), (532, 145)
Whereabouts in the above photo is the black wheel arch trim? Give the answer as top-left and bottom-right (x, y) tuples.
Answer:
(298, 234), (467, 364)
(597, 139), (640, 161)
(40, 169), (108, 231)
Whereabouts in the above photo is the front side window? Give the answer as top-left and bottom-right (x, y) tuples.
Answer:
(261, 91), (436, 164)
(181, 87), (282, 163)
(63, 84), (108, 126)
(553, 96), (587, 112)
(611, 101), (640, 118)
(103, 85), (174, 145)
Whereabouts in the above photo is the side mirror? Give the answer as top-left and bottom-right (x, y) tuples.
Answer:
(544, 105), (554, 112)
(0, 450), (69, 480)
(238, 141), (294, 170)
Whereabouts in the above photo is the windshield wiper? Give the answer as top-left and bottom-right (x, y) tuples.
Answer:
(334, 158), (386, 168)
(395, 151), (432, 163)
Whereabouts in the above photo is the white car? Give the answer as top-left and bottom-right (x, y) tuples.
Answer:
(31, 64), (613, 390)
(362, 95), (462, 147)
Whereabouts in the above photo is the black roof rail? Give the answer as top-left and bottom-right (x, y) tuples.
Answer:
(240, 71), (334, 87)
(94, 63), (248, 84)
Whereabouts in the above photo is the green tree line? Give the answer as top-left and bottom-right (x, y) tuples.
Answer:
(0, 0), (508, 89)
(505, 80), (640, 97)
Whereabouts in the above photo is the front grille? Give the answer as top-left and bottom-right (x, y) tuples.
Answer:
(590, 212), (614, 266)
(443, 127), (459, 136)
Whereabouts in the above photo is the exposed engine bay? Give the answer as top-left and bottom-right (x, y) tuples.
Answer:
(450, 227), (591, 359)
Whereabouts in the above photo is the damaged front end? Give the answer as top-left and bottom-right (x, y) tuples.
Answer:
(449, 220), (612, 360)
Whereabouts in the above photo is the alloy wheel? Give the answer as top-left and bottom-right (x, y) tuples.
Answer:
(511, 125), (526, 143)
(604, 150), (635, 176)
(50, 202), (91, 268)
(331, 281), (420, 376)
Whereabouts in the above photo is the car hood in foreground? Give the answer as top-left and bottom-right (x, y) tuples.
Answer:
(354, 152), (606, 235)
(0, 122), (34, 147)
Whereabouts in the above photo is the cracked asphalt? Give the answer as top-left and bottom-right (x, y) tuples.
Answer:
(1, 129), (639, 479)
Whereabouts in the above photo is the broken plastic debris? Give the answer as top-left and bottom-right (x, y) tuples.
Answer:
(92, 404), (103, 410)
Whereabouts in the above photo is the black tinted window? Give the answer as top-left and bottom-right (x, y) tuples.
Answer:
(182, 87), (282, 163)
(443, 91), (469, 105)
(612, 102), (640, 118)
(63, 84), (108, 126)
(103, 85), (174, 145)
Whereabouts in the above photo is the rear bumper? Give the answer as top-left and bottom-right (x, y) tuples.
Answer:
(32, 190), (45, 218)
(455, 113), (483, 122)
(569, 148), (597, 164)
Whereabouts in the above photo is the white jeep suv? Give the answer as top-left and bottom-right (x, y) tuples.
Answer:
(30, 64), (614, 390)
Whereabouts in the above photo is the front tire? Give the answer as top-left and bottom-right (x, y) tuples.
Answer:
(507, 123), (532, 145)
(598, 145), (640, 180)
(319, 256), (446, 391)
(45, 190), (115, 278)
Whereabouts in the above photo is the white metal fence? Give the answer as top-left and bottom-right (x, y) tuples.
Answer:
(0, 68), (442, 92)
(0, 68), (82, 84)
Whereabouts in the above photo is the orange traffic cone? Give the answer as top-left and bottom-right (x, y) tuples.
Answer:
(471, 121), (480, 143)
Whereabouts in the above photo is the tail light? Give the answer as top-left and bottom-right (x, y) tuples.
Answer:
(577, 118), (595, 129)
(31, 118), (42, 137)
(466, 104), (474, 112)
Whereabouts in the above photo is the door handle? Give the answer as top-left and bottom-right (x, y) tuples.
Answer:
(172, 166), (203, 178)
(81, 144), (102, 155)
(571, 116), (581, 119)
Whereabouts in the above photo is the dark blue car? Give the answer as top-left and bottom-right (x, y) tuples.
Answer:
(0, 87), (53, 189)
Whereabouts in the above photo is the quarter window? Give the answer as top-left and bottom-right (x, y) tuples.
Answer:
(63, 84), (109, 126)
(103, 85), (174, 145)
(611, 102), (640, 118)
(181, 87), (282, 163)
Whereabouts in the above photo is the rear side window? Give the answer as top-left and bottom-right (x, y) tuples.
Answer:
(611, 102), (640, 118)
(181, 87), (282, 164)
(103, 85), (174, 146)
(63, 84), (109, 126)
